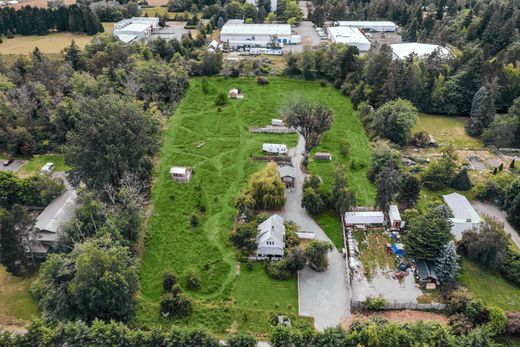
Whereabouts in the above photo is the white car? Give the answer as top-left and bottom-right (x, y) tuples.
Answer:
(40, 162), (54, 175)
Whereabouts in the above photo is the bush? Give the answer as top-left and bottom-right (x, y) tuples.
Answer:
(485, 306), (507, 336)
(190, 213), (199, 227)
(186, 270), (201, 290)
(265, 259), (292, 280)
(501, 249), (520, 287)
(160, 289), (193, 317)
(214, 92), (227, 106)
(162, 272), (177, 293)
(465, 299), (489, 324)
(412, 131), (430, 147)
(446, 287), (474, 314)
(256, 76), (269, 85)
(448, 313), (475, 336)
(340, 139), (350, 157)
(362, 296), (387, 311)
(227, 333), (256, 347)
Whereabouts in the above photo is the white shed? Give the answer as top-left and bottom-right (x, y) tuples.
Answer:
(169, 166), (192, 182)
(344, 211), (385, 226)
(388, 205), (402, 230)
(271, 119), (284, 126)
(262, 143), (288, 154)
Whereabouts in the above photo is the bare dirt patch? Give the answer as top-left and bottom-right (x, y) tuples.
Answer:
(342, 310), (449, 327)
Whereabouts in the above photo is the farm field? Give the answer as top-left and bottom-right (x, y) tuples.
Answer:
(137, 77), (367, 334)
(0, 265), (39, 327)
(0, 23), (114, 55)
(459, 259), (520, 311)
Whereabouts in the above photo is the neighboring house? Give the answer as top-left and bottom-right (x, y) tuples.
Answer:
(33, 188), (78, 256)
(388, 205), (402, 230)
(278, 165), (296, 189)
(334, 21), (398, 32)
(170, 166), (193, 182)
(415, 259), (439, 288)
(443, 192), (481, 240)
(220, 20), (293, 49)
(390, 43), (450, 60)
(327, 26), (371, 52)
(113, 17), (159, 43)
(344, 211), (385, 227)
(256, 214), (285, 260)
(262, 143), (288, 154)
(314, 152), (332, 161)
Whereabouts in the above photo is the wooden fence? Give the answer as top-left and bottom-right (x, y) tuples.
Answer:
(251, 155), (292, 165)
(351, 300), (446, 311)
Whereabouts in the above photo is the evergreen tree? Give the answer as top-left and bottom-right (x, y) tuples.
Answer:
(375, 166), (401, 212)
(65, 40), (82, 70)
(68, 5), (84, 33)
(451, 168), (472, 191)
(434, 241), (460, 285)
(397, 174), (421, 208)
(332, 166), (355, 215)
(403, 207), (452, 261)
(467, 86), (495, 136)
(32, 47), (43, 62)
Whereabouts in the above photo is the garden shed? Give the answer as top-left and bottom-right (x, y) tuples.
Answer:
(169, 166), (193, 182)
(314, 152), (332, 161)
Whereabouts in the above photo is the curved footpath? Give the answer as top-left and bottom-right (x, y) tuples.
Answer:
(280, 134), (351, 330)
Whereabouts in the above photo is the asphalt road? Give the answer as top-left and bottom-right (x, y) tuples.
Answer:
(280, 134), (351, 330)
(472, 201), (520, 248)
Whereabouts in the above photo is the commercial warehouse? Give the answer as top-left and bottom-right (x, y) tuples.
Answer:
(220, 20), (293, 49)
(113, 17), (160, 43)
(327, 26), (371, 52)
(390, 43), (450, 60)
(335, 21), (398, 32)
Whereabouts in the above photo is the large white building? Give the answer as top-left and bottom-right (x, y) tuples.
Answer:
(113, 17), (160, 43)
(335, 21), (398, 32)
(327, 26), (371, 52)
(344, 211), (385, 226)
(390, 43), (450, 60)
(443, 192), (481, 241)
(256, 214), (285, 260)
(220, 20), (292, 48)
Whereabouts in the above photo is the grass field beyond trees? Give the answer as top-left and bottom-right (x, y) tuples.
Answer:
(138, 77), (368, 333)
(414, 114), (482, 149)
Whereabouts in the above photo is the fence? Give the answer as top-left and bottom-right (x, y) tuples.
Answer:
(351, 300), (446, 311)
(250, 127), (297, 134)
(251, 155), (292, 165)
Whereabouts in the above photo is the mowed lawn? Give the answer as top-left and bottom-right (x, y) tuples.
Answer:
(0, 23), (114, 55)
(414, 113), (482, 149)
(315, 211), (343, 250)
(459, 259), (520, 311)
(234, 263), (298, 313)
(307, 93), (375, 206)
(18, 154), (69, 176)
(0, 265), (39, 324)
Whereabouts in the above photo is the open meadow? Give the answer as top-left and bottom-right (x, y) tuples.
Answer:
(0, 23), (113, 55)
(137, 77), (369, 334)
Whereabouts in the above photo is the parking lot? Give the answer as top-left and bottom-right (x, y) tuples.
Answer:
(147, 21), (191, 42)
(0, 159), (26, 173)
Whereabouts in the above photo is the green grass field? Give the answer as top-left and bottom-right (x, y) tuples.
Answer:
(234, 263), (298, 313)
(0, 265), (39, 324)
(307, 94), (375, 206)
(414, 113), (482, 149)
(18, 154), (69, 176)
(315, 211), (344, 250)
(459, 259), (520, 311)
(0, 23), (114, 55)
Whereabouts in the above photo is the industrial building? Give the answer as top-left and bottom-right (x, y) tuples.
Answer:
(220, 20), (293, 49)
(113, 17), (160, 43)
(390, 43), (450, 60)
(327, 26), (371, 52)
(335, 21), (398, 32)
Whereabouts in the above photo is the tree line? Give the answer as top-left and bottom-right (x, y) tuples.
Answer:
(0, 4), (104, 37)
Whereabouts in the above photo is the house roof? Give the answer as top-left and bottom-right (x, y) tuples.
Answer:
(256, 214), (285, 248)
(221, 22), (292, 36)
(327, 26), (370, 48)
(415, 259), (438, 281)
(278, 165), (296, 178)
(35, 189), (78, 234)
(344, 211), (384, 224)
(390, 43), (450, 60)
(443, 192), (480, 223)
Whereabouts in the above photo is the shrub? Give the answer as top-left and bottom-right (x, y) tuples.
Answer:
(412, 131), (430, 147)
(465, 299), (489, 324)
(446, 287), (474, 314)
(190, 213), (199, 227)
(256, 76), (269, 85)
(362, 296), (387, 311)
(485, 306), (507, 336)
(340, 139), (350, 157)
(501, 249), (520, 287)
(162, 272), (177, 293)
(214, 92), (227, 106)
(227, 333), (256, 347)
(448, 313), (475, 336)
(265, 259), (292, 280)
(186, 270), (201, 290)
(160, 289), (192, 317)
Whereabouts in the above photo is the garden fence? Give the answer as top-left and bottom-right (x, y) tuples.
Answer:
(351, 301), (446, 311)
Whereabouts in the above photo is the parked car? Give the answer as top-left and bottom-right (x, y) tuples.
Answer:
(40, 162), (54, 175)
(3, 158), (13, 166)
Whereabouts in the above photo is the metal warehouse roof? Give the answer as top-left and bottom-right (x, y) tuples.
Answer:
(390, 43), (450, 60)
(443, 192), (480, 223)
(327, 26), (370, 46)
(35, 189), (78, 234)
(221, 22), (292, 36)
(344, 211), (385, 224)
(336, 21), (397, 28)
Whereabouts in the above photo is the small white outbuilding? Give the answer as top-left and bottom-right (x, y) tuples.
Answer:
(388, 205), (402, 230)
(262, 143), (288, 154)
(169, 166), (192, 182)
(344, 211), (385, 226)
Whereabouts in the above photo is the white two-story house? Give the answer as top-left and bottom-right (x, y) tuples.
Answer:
(256, 214), (285, 260)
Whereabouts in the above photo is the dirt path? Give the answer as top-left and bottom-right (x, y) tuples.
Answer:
(342, 310), (449, 327)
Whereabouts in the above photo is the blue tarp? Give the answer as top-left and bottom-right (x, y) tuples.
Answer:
(392, 243), (405, 256)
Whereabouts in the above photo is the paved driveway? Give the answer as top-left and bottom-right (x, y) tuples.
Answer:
(280, 134), (350, 330)
(472, 201), (520, 248)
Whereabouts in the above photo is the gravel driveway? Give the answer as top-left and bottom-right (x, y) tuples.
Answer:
(472, 201), (520, 248)
(280, 134), (351, 330)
